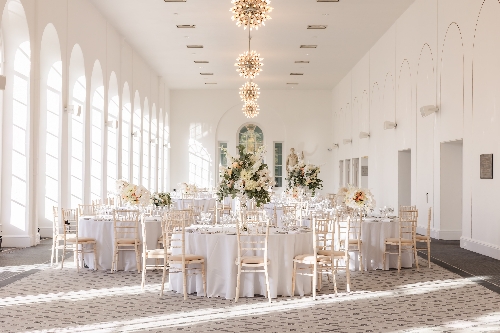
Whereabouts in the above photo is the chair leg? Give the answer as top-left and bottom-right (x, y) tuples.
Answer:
(414, 244), (419, 271)
(61, 242), (66, 269)
(135, 244), (141, 273)
(291, 261), (296, 296)
(141, 255), (147, 290)
(265, 265), (271, 303)
(332, 263), (338, 296)
(111, 244), (116, 272)
(51, 239), (56, 266)
(160, 262), (167, 297)
(93, 243), (98, 271)
(427, 241), (431, 268)
(397, 246), (402, 274)
(312, 263), (317, 300)
(182, 265), (188, 301)
(382, 250), (386, 271)
(359, 248), (364, 272)
(235, 264), (242, 302)
(202, 262), (207, 297)
(345, 257), (351, 293)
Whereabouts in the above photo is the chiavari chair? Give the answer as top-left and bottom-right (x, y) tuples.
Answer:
(416, 207), (432, 268)
(111, 210), (141, 272)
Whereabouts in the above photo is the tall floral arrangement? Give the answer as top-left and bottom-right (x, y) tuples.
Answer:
(217, 145), (275, 207)
(179, 183), (199, 195)
(344, 185), (376, 210)
(286, 161), (323, 196)
(116, 179), (151, 206)
(150, 192), (172, 207)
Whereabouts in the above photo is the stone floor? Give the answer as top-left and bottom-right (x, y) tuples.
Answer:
(1, 239), (500, 333)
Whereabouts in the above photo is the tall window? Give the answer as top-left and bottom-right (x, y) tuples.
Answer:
(132, 107), (141, 184)
(11, 41), (30, 230)
(158, 111), (164, 191)
(71, 76), (85, 207)
(142, 111), (150, 189)
(274, 142), (283, 188)
(163, 120), (169, 192)
(121, 102), (131, 182)
(45, 61), (62, 218)
(91, 86), (104, 201)
(151, 114), (157, 192)
(189, 139), (211, 188)
(239, 124), (263, 154)
(107, 96), (119, 192)
(219, 142), (228, 168)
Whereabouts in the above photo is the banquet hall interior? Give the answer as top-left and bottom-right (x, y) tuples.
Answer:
(1, 0), (500, 332)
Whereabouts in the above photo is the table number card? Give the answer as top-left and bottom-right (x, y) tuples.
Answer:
(480, 154), (493, 179)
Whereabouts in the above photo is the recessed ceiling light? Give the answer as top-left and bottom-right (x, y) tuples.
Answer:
(194, 61), (209, 63)
(295, 61), (310, 64)
(177, 25), (195, 28)
(187, 45), (203, 48)
(290, 73), (304, 75)
(200, 73), (213, 75)
(307, 25), (327, 29)
(322, 13), (330, 16)
(300, 45), (317, 48)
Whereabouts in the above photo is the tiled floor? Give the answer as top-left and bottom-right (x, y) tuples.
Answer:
(1, 240), (500, 333)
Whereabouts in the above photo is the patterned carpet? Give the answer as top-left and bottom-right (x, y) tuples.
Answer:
(1, 256), (500, 333)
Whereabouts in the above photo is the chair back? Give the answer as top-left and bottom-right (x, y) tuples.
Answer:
(113, 209), (141, 242)
(236, 210), (270, 263)
(336, 210), (352, 253)
(313, 215), (333, 257)
(61, 208), (79, 242)
(349, 212), (363, 241)
(163, 210), (191, 264)
(399, 206), (418, 242)
(78, 204), (97, 216)
(53, 206), (61, 236)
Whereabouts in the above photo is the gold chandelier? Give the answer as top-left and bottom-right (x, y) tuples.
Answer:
(242, 100), (260, 118)
(239, 81), (260, 103)
(230, 0), (273, 30)
(235, 50), (263, 79)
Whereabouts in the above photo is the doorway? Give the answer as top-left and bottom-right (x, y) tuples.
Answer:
(345, 159), (351, 186)
(352, 158), (359, 187)
(398, 150), (411, 207)
(440, 140), (463, 240)
(339, 160), (344, 187)
(361, 157), (368, 188)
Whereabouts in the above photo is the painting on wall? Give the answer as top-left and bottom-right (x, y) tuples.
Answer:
(480, 154), (493, 179)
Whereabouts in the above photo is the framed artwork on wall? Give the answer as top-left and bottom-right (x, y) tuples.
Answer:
(480, 154), (493, 179)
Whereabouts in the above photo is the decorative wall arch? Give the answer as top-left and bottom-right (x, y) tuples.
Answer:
(90, 60), (104, 201)
(121, 81), (131, 181)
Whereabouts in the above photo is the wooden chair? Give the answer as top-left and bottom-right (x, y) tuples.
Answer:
(292, 213), (351, 299)
(383, 206), (419, 273)
(160, 210), (206, 299)
(78, 204), (97, 217)
(416, 207), (432, 268)
(181, 193), (195, 209)
(282, 205), (297, 226)
(210, 201), (232, 224)
(141, 214), (170, 290)
(235, 210), (272, 303)
(60, 208), (97, 272)
(340, 212), (363, 271)
(111, 210), (141, 272)
(50, 206), (62, 266)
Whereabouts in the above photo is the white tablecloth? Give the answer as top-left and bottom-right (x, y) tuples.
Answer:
(173, 198), (216, 212)
(79, 216), (162, 271)
(170, 226), (314, 299)
(361, 218), (412, 270)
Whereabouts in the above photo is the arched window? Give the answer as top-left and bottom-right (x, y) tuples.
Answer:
(122, 101), (131, 182)
(238, 124), (264, 154)
(142, 105), (150, 189)
(132, 105), (141, 184)
(71, 76), (85, 207)
(44, 61), (62, 219)
(151, 107), (157, 192)
(188, 139), (211, 188)
(91, 86), (104, 201)
(163, 112), (169, 192)
(107, 95), (119, 192)
(11, 41), (30, 230)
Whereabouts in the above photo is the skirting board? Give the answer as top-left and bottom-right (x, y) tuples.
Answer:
(461, 237), (500, 261)
(416, 226), (461, 240)
(2, 235), (35, 248)
(39, 226), (52, 238)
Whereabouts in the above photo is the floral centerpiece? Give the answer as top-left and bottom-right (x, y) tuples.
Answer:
(217, 144), (275, 207)
(179, 183), (198, 195)
(344, 185), (376, 210)
(116, 179), (151, 206)
(286, 161), (323, 196)
(150, 192), (172, 207)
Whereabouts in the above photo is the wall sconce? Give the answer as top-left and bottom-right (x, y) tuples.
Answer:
(64, 105), (82, 117)
(132, 131), (141, 138)
(343, 139), (352, 144)
(420, 105), (439, 117)
(0, 75), (6, 90)
(151, 137), (159, 144)
(359, 132), (370, 139)
(384, 121), (397, 130)
(333, 143), (339, 148)
(106, 120), (119, 129)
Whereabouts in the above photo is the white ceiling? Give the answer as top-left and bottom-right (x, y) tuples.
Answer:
(90, 0), (414, 90)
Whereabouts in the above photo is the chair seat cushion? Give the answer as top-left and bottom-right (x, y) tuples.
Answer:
(318, 250), (346, 257)
(416, 235), (430, 241)
(293, 254), (331, 264)
(116, 238), (140, 244)
(236, 256), (269, 265)
(385, 238), (413, 244)
(168, 254), (204, 262)
(65, 237), (96, 243)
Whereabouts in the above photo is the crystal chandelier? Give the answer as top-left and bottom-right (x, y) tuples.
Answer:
(239, 81), (260, 103)
(235, 50), (263, 79)
(230, 0), (273, 30)
(242, 101), (260, 118)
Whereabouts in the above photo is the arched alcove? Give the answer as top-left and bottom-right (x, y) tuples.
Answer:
(142, 98), (150, 188)
(132, 90), (141, 184)
(90, 60), (104, 202)
(121, 82), (131, 181)
(107, 72), (119, 192)
(151, 103), (158, 192)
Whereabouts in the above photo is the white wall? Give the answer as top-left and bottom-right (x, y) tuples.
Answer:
(332, 0), (500, 259)
(0, 0), (170, 247)
(170, 89), (333, 194)
(440, 140), (463, 239)
(398, 150), (411, 207)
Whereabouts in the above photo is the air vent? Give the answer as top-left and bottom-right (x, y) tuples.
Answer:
(317, 0), (339, 2)
(187, 45), (203, 48)
(194, 61), (209, 63)
(290, 73), (304, 76)
(300, 45), (317, 48)
(307, 25), (327, 29)
(295, 61), (310, 64)
(164, 0), (186, 2)
(200, 73), (213, 75)
(287, 83), (299, 85)
(205, 83), (217, 85)
(177, 25), (195, 28)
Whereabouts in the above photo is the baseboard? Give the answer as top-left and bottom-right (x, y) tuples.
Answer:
(39, 226), (52, 238)
(1, 235), (34, 248)
(461, 237), (500, 260)
(417, 226), (461, 240)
